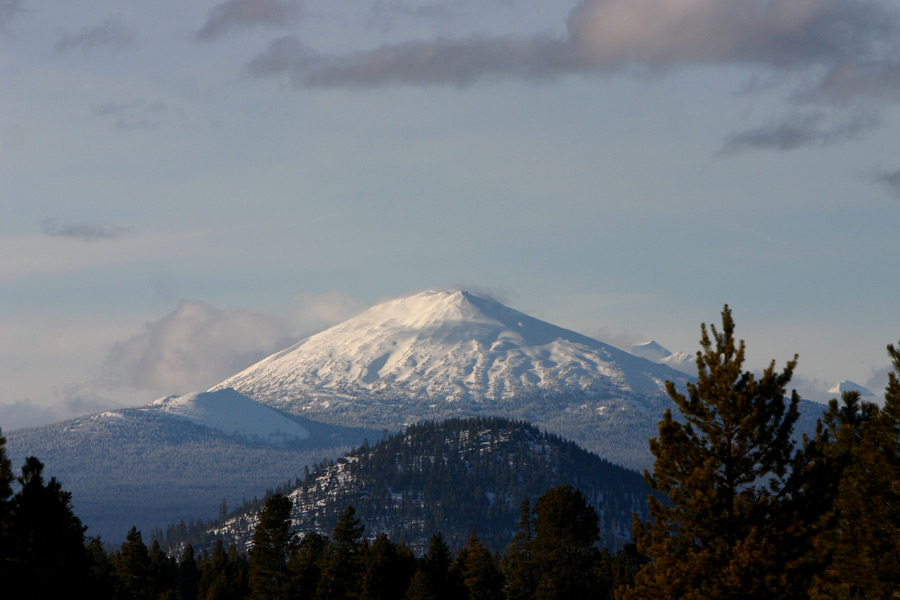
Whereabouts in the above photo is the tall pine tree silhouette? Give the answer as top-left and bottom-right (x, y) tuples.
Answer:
(621, 305), (833, 600)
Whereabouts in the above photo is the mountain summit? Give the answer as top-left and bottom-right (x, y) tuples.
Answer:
(214, 289), (686, 408)
(213, 290), (693, 468)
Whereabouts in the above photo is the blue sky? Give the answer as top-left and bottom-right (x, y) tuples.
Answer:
(2, 0), (900, 429)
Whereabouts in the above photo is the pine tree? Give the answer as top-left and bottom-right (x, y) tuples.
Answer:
(5, 456), (92, 595)
(0, 427), (13, 583)
(316, 505), (366, 600)
(501, 499), (534, 600)
(287, 532), (328, 600)
(621, 305), (833, 600)
(458, 531), (504, 600)
(810, 342), (900, 598)
(200, 539), (248, 600)
(360, 532), (416, 600)
(530, 484), (603, 600)
(117, 526), (157, 600)
(249, 493), (296, 600)
(178, 544), (201, 600)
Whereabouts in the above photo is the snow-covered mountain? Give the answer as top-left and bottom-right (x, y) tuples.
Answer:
(827, 380), (876, 397)
(215, 290), (689, 410)
(629, 340), (696, 376)
(212, 290), (695, 468)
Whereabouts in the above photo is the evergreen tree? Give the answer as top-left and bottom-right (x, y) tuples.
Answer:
(249, 493), (295, 600)
(530, 484), (603, 600)
(501, 499), (535, 600)
(457, 531), (504, 600)
(288, 532), (329, 600)
(621, 305), (833, 600)
(178, 545), (201, 600)
(316, 505), (365, 600)
(199, 539), (248, 600)
(0, 427), (14, 582)
(810, 342), (900, 598)
(404, 533), (460, 600)
(116, 526), (157, 600)
(360, 532), (416, 600)
(5, 456), (91, 595)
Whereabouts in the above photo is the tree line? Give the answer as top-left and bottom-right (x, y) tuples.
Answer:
(2, 305), (900, 598)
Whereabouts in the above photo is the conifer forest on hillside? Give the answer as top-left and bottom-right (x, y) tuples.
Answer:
(3, 307), (900, 599)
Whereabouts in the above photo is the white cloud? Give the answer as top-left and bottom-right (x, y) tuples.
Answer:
(97, 299), (297, 395)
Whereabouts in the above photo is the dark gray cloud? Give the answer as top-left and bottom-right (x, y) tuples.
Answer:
(42, 218), (134, 242)
(0, 0), (23, 31)
(874, 169), (900, 198)
(92, 100), (168, 130)
(195, 0), (301, 42)
(247, 0), (898, 88)
(246, 33), (570, 88)
(53, 18), (135, 54)
(719, 111), (880, 154)
(244, 0), (900, 157)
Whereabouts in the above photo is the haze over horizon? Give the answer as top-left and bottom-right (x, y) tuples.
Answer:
(3, 0), (899, 429)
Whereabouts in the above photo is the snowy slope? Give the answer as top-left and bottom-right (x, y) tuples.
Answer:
(214, 290), (689, 410)
(827, 380), (875, 397)
(148, 388), (310, 444)
(630, 340), (697, 376)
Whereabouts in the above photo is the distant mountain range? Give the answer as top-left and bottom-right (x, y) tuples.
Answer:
(212, 290), (821, 469)
(7, 289), (829, 542)
(183, 417), (652, 553)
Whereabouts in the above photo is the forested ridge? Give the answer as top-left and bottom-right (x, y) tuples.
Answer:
(173, 416), (651, 553)
(3, 307), (900, 598)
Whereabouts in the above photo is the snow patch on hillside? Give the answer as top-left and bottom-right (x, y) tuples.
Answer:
(147, 388), (310, 444)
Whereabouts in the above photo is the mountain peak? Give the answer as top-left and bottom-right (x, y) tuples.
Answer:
(630, 340), (673, 361)
(212, 290), (690, 433)
(827, 380), (875, 397)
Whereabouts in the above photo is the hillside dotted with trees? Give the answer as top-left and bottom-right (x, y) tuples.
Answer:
(2, 306), (900, 598)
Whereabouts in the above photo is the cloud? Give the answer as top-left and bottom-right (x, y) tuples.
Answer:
(245, 33), (570, 88)
(53, 18), (135, 54)
(0, 395), (118, 431)
(566, 0), (890, 70)
(194, 0), (301, 42)
(719, 111), (880, 154)
(0, 0), (23, 32)
(246, 0), (897, 88)
(243, 0), (900, 158)
(97, 300), (296, 395)
(42, 218), (134, 242)
(873, 169), (900, 197)
(96, 293), (364, 397)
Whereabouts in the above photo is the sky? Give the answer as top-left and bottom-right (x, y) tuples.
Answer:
(2, 0), (900, 430)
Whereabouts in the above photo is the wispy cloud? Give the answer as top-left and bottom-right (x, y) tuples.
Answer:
(194, 0), (302, 42)
(42, 218), (134, 242)
(246, 33), (569, 88)
(719, 111), (880, 154)
(53, 18), (135, 54)
(97, 293), (364, 396)
(247, 0), (897, 87)
(244, 0), (900, 157)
